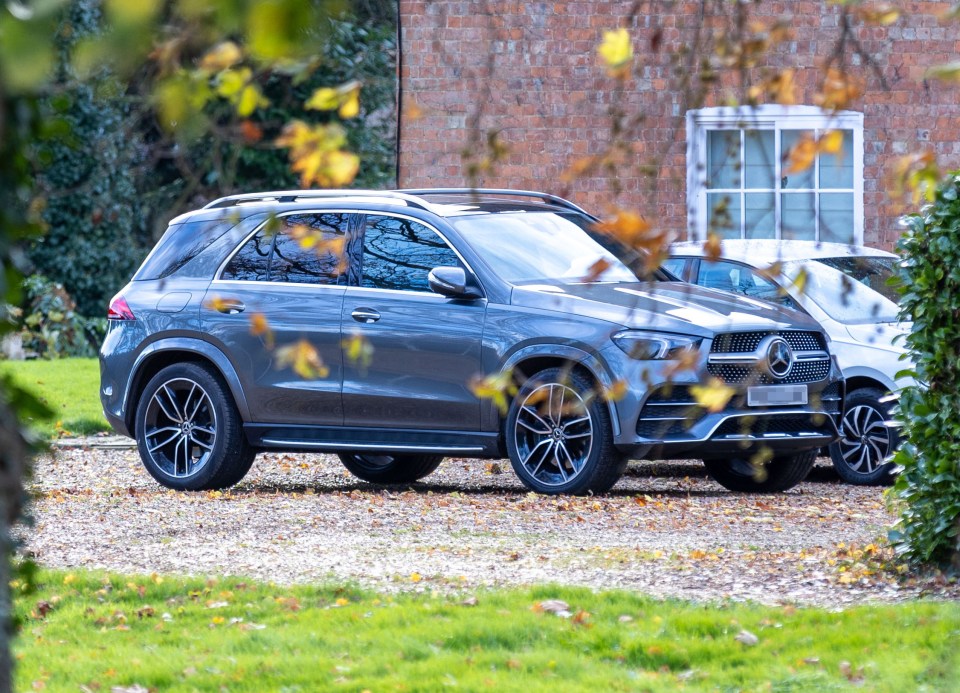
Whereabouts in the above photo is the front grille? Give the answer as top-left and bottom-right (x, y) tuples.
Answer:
(707, 359), (832, 385)
(711, 331), (826, 354)
(713, 414), (833, 438)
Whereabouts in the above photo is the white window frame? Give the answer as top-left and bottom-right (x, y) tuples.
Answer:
(685, 105), (864, 244)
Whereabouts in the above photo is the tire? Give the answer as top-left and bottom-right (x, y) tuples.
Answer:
(703, 449), (817, 493)
(505, 367), (626, 495)
(338, 453), (443, 484)
(135, 362), (254, 491)
(829, 388), (898, 486)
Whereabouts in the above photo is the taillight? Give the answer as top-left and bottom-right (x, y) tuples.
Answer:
(107, 294), (136, 321)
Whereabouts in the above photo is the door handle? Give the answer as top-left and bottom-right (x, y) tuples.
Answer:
(351, 308), (380, 323)
(215, 299), (245, 315)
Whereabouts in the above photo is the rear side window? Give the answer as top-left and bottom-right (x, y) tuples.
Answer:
(134, 218), (236, 281)
(362, 215), (460, 292)
(221, 213), (350, 285)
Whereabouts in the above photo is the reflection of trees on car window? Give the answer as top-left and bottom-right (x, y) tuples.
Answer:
(271, 213), (348, 285)
(362, 215), (459, 291)
(222, 213), (348, 285)
(222, 232), (272, 281)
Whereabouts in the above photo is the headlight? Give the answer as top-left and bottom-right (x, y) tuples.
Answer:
(612, 331), (702, 360)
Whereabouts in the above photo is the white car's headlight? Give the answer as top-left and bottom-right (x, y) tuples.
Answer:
(612, 331), (702, 360)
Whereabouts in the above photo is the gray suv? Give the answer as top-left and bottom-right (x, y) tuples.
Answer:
(100, 189), (843, 495)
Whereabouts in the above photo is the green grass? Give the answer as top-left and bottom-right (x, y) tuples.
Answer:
(0, 357), (108, 437)
(13, 569), (960, 691)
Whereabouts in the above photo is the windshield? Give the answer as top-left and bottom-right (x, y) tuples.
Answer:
(450, 212), (646, 284)
(783, 256), (900, 324)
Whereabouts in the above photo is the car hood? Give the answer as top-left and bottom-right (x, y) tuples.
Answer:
(510, 281), (822, 337)
(843, 321), (911, 352)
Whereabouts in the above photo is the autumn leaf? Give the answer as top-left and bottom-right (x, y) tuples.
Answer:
(891, 151), (940, 204)
(275, 340), (329, 379)
(784, 134), (817, 175)
(598, 28), (633, 77)
(249, 312), (274, 349)
(593, 209), (670, 272)
(199, 41), (243, 72)
(703, 232), (723, 262)
(469, 370), (517, 415)
(690, 378), (736, 412)
(602, 379), (629, 402)
(819, 129), (844, 155)
(342, 333), (374, 370)
(405, 98), (425, 122)
(925, 61), (960, 83)
(582, 258), (611, 282)
(305, 80), (362, 119)
(815, 68), (863, 110)
(215, 67), (269, 117)
(276, 121), (360, 188)
(855, 2), (900, 26)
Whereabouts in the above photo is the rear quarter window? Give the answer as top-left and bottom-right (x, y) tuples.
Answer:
(134, 217), (237, 281)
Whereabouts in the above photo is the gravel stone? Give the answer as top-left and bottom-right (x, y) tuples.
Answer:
(21, 439), (959, 606)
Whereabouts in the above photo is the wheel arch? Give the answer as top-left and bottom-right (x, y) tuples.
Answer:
(499, 345), (621, 438)
(124, 338), (251, 435)
(843, 375), (892, 398)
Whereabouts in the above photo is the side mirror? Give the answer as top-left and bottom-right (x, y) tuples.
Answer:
(428, 266), (483, 299)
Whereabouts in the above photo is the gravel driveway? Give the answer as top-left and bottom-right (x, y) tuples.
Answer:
(23, 438), (956, 606)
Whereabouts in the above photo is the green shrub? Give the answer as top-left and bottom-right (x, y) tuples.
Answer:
(14, 275), (103, 359)
(891, 172), (960, 568)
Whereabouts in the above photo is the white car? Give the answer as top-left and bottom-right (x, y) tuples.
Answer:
(667, 239), (910, 485)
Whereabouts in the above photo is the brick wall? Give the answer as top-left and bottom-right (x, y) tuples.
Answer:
(398, 0), (960, 249)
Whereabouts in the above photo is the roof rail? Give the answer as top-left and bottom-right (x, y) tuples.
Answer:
(202, 189), (434, 212)
(397, 188), (593, 217)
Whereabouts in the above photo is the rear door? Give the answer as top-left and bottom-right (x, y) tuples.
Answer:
(202, 212), (351, 425)
(340, 213), (487, 430)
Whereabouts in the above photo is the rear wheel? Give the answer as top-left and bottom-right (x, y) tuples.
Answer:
(135, 362), (254, 491)
(505, 367), (626, 495)
(338, 453), (443, 484)
(703, 450), (817, 493)
(829, 388), (898, 486)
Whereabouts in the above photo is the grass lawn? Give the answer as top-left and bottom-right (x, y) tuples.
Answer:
(0, 357), (109, 437)
(13, 569), (960, 691)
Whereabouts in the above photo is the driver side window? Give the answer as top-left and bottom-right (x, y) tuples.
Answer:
(698, 260), (800, 311)
(361, 215), (460, 292)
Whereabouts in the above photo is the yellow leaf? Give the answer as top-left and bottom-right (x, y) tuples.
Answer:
(704, 232), (723, 263)
(784, 135), (817, 175)
(276, 121), (359, 188)
(249, 313), (274, 349)
(469, 370), (517, 415)
(410, 572), (422, 583)
(582, 258), (612, 282)
(338, 85), (361, 119)
(819, 130), (843, 155)
(63, 574), (76, 585)
(856, 2), (900, 26)
(305, 87), (340, 111)
(275, 340), (329, 379)
(204, 296), (228, 312)
(236, 84), (268, 117)
(603, 379), (629, 402)
(199, 41), (243, 72)
(690, 378), (736, 413)
(815, 68), (863, 111)
(335, 598), (349, 606)
(104, 0), (162, 26)
(925, 61), (960, 83)
(598, 28), (633, 76)
(342, 333), (374, 370)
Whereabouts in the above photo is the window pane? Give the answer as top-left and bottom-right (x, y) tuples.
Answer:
(820, 130), (854, 189)
(363, 216), (460, 291)
(781, 193), (816, 240)
(706, 130), (740, 189)
(819, 193), (855, 244)
(660, 258), (687, 280)
(744, 130), (775, 189)
(744, 192), (775, 239)
(222, 229), (273, 281)
(781, 129), (815, 189)
(271, 213), (349, 285)
(706, 192), (741, 239)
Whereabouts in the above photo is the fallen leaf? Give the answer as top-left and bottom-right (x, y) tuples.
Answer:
(735, 629), (759, 646)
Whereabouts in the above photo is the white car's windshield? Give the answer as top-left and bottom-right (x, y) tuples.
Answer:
(451, 212), (642, 284)
(783, 256), (900, 324)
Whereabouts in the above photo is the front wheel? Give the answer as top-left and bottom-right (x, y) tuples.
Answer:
(338, 453), (443, 484)
(703, 450), (817, 493)
(505, 367), (626, 495)
(829, 388), (898, 486)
